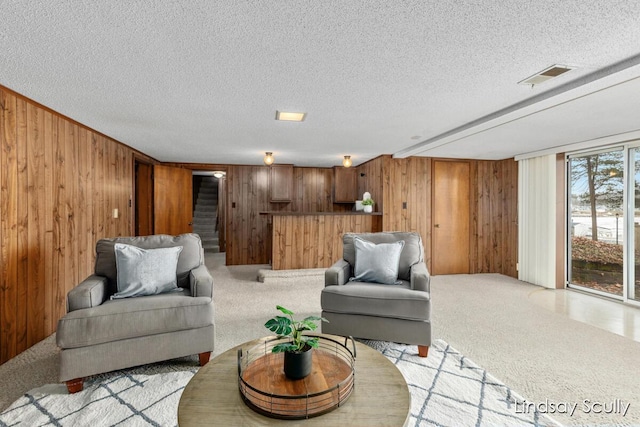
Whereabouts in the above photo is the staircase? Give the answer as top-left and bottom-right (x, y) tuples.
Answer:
(193, 177), (219, 252)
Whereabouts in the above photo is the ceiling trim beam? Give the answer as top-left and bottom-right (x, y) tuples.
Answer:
(393, 52), (640, 159)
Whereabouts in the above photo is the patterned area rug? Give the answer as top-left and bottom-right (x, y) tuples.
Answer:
(0, 340), (560, 427)
(362, 340), (561, 427)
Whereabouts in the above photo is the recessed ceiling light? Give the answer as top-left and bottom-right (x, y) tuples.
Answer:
(518, 64), (575, 86)
(275, 111), (306, 122)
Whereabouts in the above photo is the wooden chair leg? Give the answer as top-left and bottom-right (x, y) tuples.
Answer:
(65, 378), (84, 393)
(199, 351), (211, 366)
(418, 345), (429, 357)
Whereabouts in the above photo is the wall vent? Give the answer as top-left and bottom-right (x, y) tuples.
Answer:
(518, 64), (574, 86)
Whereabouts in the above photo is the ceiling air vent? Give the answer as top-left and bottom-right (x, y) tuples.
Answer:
(518, 64), (574, 86)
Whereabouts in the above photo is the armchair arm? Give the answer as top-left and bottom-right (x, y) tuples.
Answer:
(325, 259), (350, 286)
(67, 275), (109, 312)
(190, 264), (214, 298)
(410, 262), (431, 293)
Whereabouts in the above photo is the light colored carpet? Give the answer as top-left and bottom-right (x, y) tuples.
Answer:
(1, 253), (639, 426)
(0, 339), (560, 427)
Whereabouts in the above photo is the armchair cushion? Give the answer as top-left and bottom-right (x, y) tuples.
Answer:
(321, 281), (430, 322)
(57, 290), (214, 349)
(352, 237), (404, 285)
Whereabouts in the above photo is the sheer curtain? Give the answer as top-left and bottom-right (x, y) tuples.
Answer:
(518, 154), (557, 288)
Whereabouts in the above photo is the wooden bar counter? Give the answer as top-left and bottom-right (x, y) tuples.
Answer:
(262, 212), (382, 270)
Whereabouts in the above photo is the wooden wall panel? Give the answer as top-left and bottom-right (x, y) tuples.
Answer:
(381, 157), (432, 266)
(356, 155), (386, 212)
(1, 89), (19, 363)
(271, 214), (383, 270)
(226, 165), (351, 266)
(371, 155), (516, 277)
(226, 165), (271, 265)
(472, 159), (518, 277)
(16, 97), (28, 355)
(0, 87), (141, 364)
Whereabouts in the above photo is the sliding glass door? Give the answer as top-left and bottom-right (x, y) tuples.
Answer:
(568, 149), (624, 297)
(631, 148), (640, 302)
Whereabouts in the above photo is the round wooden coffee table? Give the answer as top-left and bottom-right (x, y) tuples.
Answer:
(178, 335), (410, 426)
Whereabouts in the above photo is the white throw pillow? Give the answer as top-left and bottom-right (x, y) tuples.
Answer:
(112, 244), (183, 299)
(351, 237), (405, 285)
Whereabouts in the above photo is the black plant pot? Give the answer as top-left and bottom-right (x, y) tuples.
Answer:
(284, 345), (312, 379)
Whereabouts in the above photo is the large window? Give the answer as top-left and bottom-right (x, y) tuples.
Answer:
(569, 149), (624, 297)
(568, 145), (640, 304)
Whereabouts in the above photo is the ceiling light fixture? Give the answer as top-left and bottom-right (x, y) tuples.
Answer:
(275, 111), (306, 122)
(263, 152), (275, 166)
(518, 64), (574, 86)
(212, 171), (225, 178)
(343, 155), (352, 168)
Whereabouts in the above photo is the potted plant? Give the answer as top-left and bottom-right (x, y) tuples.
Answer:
(264, 305), (327, 379)
(361, 198), (374, 213)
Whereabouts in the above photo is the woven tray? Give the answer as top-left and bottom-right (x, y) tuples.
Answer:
(237, 335), (356, 419)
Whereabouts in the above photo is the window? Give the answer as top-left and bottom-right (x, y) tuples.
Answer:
(568, 148), (624, 297)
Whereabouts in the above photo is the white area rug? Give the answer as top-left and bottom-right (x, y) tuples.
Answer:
(0, 340), (560, 427)
(363, 340), (561, 427)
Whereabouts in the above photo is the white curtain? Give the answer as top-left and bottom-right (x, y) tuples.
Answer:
(518, 155), (556, 288)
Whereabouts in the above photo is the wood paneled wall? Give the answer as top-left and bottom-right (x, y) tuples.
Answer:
(271, 214), (382, 270)
(225, 165), (350, 265)
(270, 167), (351, 213)
(381, 157), (433, 264)
(226, 165), (271, 265)
(356, 155), (518, 277)
(0, 87), (142, 364)
(356, 155), (386, 212)
(472, 159), (518, 277)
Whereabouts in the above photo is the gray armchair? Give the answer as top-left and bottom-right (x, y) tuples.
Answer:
(56, 233), (215, 393)
(321, 232), (431, 357)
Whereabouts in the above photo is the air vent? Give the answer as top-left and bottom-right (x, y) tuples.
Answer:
(518, 64), (574, 86)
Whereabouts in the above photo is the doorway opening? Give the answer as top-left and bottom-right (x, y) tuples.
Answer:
(134, 159), (154, 236)
(193, 171), (226, 253)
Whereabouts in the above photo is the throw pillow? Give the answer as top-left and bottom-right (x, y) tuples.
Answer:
(351, 237), (405, 285)
(112, 243), (183, 299)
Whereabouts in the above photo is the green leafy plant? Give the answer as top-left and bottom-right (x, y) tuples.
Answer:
(264, 305), (328, 353)
(361, 198), (374, 206)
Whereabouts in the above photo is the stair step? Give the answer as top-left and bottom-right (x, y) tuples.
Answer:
(195, 233), (216, 240)
(195, 200), (217, 205)
(193, 217), (216, 224)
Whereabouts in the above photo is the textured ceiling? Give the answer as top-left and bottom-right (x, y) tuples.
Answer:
(2, 1), (640, 167)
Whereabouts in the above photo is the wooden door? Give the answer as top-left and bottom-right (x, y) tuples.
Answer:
(432, 161), (470, 274)
(154, 165), (193, 235)
(135, 161), (154, 236)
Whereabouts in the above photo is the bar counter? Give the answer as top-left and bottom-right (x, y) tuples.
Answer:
(261, 211), (382, 270)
